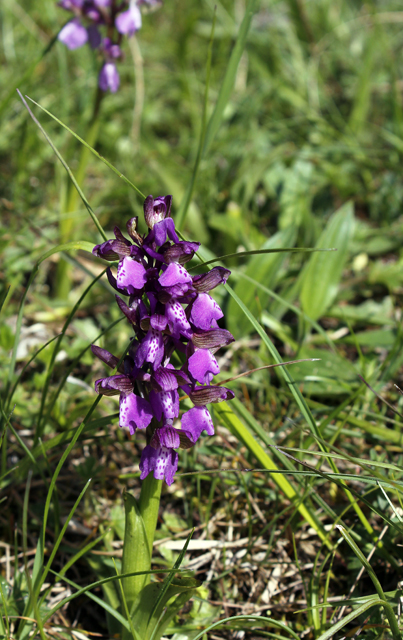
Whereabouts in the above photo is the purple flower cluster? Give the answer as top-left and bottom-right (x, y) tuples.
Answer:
(92, 195), (235, 484)
(57, 0), (159, 92)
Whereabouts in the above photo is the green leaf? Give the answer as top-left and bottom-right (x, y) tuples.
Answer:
(151, 589), (201, 640)
(131, 576), (200, 640)
(327, 296), (394, 326)
(121, 491), (150, 615)
(127, 531), (199, 640)
(341, 328), (396, 348)
(88, 555), (122, 637)
(289, 347), (359, 396)
(300, 201), (355, 321)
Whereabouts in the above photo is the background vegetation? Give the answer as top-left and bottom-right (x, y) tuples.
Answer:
(2, 0), (403, 637)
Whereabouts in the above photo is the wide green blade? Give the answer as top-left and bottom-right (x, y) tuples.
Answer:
(300, 202), (355, 321)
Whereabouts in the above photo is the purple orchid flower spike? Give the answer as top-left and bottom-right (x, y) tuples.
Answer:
(92, 194), (235, 484)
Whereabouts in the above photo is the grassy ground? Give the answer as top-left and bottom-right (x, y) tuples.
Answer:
(2, 0), (403, 638)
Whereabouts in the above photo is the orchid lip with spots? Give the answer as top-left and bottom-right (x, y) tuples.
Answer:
(92, 195), (234, 484)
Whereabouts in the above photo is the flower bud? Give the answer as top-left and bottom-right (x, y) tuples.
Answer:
(163, 241), (200, 265)
(115, 295), (139, 325)
(189, 385), (234, 406)
(126, 217), (143, 243)
(192, 329), (234, 350)
(92, 239), (130, 261)
(91, 345), (121, 370)
(95, 374), (133, 396)
(192, 267), (231, 293)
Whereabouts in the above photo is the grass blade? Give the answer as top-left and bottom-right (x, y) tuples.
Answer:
(224, 282), (322, 444)
(214, 401), (330, 546)
(191, 615), (300, 640)
(335, 525), (402, 639)
(25, 96), (145, 199)
(177, 0), (258, 229)
(6, 240), (94, 394)
(202, 0), (259, 156)
(17, 90), (107, 241)
(35, 267), (107, 444)
(175, 9), (217, 230)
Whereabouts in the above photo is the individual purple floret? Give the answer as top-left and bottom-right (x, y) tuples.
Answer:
(115, 4), (142, 34)
(58, 18), (89, 49)
(57, 0), (161, 92)
(92, 196), (234, 485)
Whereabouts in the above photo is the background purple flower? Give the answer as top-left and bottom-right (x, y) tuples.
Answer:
(57, 0), (161, 91)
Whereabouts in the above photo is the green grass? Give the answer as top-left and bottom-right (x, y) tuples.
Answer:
(3, 0), (403, 638)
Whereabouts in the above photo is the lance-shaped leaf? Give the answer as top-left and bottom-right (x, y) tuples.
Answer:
(300, 202), (355, 321)
(129, 531), (199, 640)
(121, 492), (150, 617)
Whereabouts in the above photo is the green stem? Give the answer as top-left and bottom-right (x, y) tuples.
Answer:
(56, 86), (104, 299)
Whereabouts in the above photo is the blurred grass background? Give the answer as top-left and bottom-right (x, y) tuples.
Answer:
(3, 0), (403, 638)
